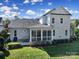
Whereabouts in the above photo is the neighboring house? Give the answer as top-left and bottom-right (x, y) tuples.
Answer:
(0, 7), (71, 45)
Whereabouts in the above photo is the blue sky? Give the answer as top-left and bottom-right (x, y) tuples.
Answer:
(0, 0), (79, 19)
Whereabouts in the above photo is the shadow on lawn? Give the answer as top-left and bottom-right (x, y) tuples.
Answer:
(38, 41), (79, 57)
(0, 49), (10, 59)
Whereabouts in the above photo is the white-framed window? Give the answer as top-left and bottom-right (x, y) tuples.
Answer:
(31, 30), (51, 42)
(53, 30), (55, 36)
(14, 30), (17, 37)
(65, 30), (68, 36)
(52, 18), (55, 23)
(43, 30), (51, 41)
(31, 30), (41, 42)
(60, 18), (63, 23)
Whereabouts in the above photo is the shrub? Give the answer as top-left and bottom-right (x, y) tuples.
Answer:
(18, 38), (29, 42)
(7, 42), (22, 50)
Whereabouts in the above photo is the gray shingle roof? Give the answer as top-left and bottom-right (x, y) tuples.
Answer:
(8, 19), (39, 28)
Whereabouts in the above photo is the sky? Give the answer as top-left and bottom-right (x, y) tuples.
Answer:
(0, 0), (79, 19)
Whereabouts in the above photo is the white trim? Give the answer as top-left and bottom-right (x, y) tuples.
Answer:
(30, 29), (32, 42)
(41, 29), (43, 41)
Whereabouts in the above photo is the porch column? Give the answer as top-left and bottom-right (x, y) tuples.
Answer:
(51, 30), (53, 41)
(41, 29), (43, 41)
(30, 29), (32, 42)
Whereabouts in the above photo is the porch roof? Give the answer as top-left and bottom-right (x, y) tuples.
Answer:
(27, 24), (53, 29)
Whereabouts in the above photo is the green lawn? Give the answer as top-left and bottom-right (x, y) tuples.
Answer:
(1, 39), (79, 59)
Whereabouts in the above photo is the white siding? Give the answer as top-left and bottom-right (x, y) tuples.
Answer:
(50, 15), (70, 40)
(39, 7), (71, 40)
(9, 28), (29, 41)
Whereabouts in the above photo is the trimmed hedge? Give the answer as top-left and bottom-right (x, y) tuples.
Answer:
(7, 42), (22, 50)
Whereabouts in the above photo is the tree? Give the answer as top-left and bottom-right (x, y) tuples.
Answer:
(75, 28), (79, 39)
(0, 18), (10, 50)
(70, 19), (79, 39)
(70, 20), (76, 37)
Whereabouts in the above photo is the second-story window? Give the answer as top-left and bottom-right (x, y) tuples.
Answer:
(60, 18), (63, 23)
(52, 18), (55, 23)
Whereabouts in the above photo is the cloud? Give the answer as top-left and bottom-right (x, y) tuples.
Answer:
(12, 4), (19, 10)
(4, 0), (9, 2)
(23, 0), (43, 4)
(65, 7), (79, 19)
(0, 3), (3, 6)
(11, 12), (21, 17)
(41, 9), (51, 13)
(31, 0), (43, 3)
(69, 10), (79, 14)
(65, 7), (79, 14)
(26, 10), (36, 15)
(0, 6), (12, 14)
(23, 0), (29, 4)
(48, 2), (52, 5)
(0, 5), (20, 18)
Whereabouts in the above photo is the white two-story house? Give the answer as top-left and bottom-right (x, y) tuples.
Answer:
(0, 7), (71, 45)
(39, 7), (71, 41)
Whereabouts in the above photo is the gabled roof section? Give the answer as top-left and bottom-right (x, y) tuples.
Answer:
(40, 6), (71, 18)
(50, 7), (71, 15)
(8, 19), (39, 28)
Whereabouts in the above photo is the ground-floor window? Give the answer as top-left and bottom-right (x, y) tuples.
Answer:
(32, 30), (41, 42)
(43, 30), (51, 41)
(31, 30), (51, 42)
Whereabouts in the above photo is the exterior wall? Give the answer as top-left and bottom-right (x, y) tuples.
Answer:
(9, 28), (30, 41)
(39, 17), (43, 24)
(39, 14), (51, 25)
(51, 15), (70, 40)
(39, 11), (71, 40)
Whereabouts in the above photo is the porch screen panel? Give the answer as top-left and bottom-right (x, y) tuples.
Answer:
(43, 30), (47, 41)
(37, 30), (41, 41)
(48, 30), (51, 40)
(32, 30), (36, 42)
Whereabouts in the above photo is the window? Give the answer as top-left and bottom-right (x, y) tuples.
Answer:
(43, 30), (47, 36)
(32, 30), (37, 42)
(0, 17), (2, 22)
(37, 30), (41, 41)
(32, 30), (41, 42)
(48, 30), (51, 40)
(43, 30), (51, 41)
(53, 30), (55, 36)
(65, 30), (68, 36)
(14, 30), (17, 36)
(37, 30), (41, 37)
(32, 30), (36, 37)
(52, 18), (55, 23)
(60, 18), (63, 23)
(48, 30), (51, 36)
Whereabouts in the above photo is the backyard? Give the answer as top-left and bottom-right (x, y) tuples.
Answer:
(1, 39), (79, 59)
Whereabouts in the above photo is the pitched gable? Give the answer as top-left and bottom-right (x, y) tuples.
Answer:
(41, 7), (71, 17)
(51, 7), (71, 15)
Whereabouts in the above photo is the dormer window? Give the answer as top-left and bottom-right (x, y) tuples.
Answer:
(52, 18), (55, 23)
(60, 18), (63, 23)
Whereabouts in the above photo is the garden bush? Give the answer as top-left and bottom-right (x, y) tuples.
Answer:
(18, 38), (29, 42)
(7, 42), (22, 50)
